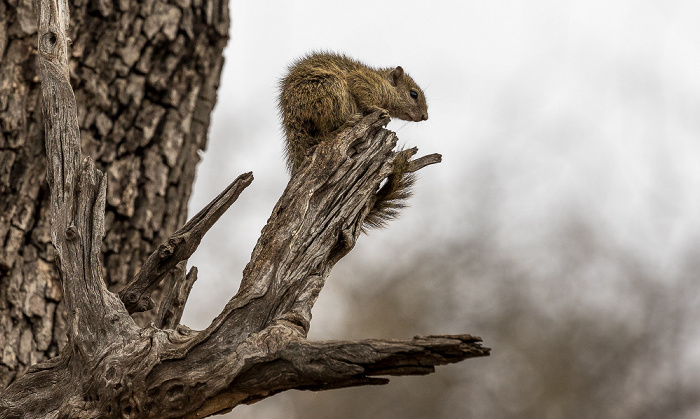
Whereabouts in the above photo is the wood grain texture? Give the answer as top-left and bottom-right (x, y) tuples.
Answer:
(119, 172), (253, 314)
(155, 263), (198, 330)
(1, 65), (488, 417)
(37, 0), (132, 345)
(0, 0), (229, 388)
(0, 2), (488, 417)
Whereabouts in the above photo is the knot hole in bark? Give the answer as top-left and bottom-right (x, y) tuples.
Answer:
(40, 32), (58, 54)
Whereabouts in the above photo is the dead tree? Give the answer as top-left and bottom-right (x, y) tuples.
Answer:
(0, 1), (489, 417)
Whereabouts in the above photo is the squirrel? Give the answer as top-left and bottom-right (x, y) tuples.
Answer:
(278, 52), (429, 228)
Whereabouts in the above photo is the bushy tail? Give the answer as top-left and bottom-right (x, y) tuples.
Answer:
(363, 149), (416, 230)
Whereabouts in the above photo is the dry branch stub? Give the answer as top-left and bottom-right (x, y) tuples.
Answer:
(119, 172), (253, 314)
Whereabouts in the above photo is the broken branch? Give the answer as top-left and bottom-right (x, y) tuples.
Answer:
(119, 172), (253, 313)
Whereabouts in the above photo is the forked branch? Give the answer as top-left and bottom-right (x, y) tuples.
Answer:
(0, 1), (488, 417)
(140, 113), (489, 417)
(119, 172), (253, 313)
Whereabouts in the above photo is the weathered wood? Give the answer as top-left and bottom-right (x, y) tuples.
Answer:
(408, 152), (443, 172)
(134, 113), (487, 417)
(1, 94), (489, 417)
(188, 335), (489, 418)
(119, 172), (253, 313)
(38, 0), (136, 353)
(0, 0), (231, 387)
(1, 93), (490, 416)
(0, 2), (487, 417)
(155, 263), (198, 330)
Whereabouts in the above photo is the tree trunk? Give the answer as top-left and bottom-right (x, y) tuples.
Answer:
(0, 0), (229, 389)
(0, 1), (488, 416)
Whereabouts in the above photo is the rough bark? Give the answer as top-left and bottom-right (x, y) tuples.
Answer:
(0, 2), (489, 414)
(0, 0), (489, 418)
(0, 0), (229, 388)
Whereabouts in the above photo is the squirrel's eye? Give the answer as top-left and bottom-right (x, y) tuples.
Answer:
(409, 90), (419, 100)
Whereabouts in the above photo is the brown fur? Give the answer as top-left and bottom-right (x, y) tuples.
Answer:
(278, 52), (429, 228)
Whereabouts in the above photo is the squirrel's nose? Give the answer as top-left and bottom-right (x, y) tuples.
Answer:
(422, 113), (428, 121)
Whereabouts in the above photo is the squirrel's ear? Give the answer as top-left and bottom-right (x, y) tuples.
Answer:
(389, 66), (404, 86)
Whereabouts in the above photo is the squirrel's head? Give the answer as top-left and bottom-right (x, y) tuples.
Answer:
(386, 66), (429, 123)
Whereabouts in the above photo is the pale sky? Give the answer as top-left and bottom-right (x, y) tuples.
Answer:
(183, 0), (700, 330)
(178, 1), (700, 417)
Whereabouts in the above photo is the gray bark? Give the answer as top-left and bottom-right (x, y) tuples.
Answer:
(0, 0), (228, 388)
(0, 0), (488, 417)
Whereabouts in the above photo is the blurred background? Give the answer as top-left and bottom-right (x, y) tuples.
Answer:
(181, 1), (700, 418)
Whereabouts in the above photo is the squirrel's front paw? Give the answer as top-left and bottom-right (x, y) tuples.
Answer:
(368, 106), (390, 119)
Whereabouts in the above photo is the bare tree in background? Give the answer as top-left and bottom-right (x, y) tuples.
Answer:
(0, 1), (488, 417)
